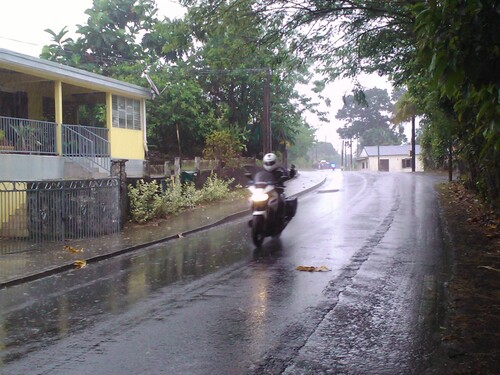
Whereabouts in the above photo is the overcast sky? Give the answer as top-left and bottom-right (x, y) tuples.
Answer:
(0, 0), (184, 56)
(0, 0), (395, 153)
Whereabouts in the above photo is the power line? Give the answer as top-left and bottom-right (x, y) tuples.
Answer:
(0, 35), (39, 46)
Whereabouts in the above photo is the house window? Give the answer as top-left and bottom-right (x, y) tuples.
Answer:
(112, 95), (141, 130)
(402, 158), (412, 168)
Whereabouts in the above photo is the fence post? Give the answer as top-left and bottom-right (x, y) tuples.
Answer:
(174, 157), (181, 178)
(111, 159), (128, 228)
(143, 160), (150, 179)
(164, 161), (171, 177)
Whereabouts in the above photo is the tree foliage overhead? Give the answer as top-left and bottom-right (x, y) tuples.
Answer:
(234, 0), (499, 206)
(244, 0), (417, 83)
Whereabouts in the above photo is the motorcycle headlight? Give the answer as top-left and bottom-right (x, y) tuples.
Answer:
(251, 189), (269, 202)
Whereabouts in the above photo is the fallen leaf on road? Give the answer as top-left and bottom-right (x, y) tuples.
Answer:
(296, 265), (330, 272)
(64, 245), (83, 253)
(74, 260), (87, 269)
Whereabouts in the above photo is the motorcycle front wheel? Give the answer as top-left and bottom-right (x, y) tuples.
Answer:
(251, 215), (265, 247)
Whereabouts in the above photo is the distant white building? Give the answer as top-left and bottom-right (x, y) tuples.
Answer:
(357, 145), (423, 172)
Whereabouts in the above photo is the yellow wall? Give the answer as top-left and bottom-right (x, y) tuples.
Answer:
(109, 128), (145, 160)
(27, 84), (43, 119)
(0, 183), (27, 232)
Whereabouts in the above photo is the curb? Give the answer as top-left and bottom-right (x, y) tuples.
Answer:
(0, 175), (327, 289)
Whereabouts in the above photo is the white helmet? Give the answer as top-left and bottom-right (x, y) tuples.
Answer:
(263, 153), (278, 171)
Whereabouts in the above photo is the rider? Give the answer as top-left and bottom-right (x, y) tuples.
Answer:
(262, 152), (296, 185)
(262, 153), (296, 218)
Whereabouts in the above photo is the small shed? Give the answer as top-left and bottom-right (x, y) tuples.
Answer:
(357, 145), (423, 172)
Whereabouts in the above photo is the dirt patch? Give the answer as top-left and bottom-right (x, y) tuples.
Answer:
(434, 182), (500, 374)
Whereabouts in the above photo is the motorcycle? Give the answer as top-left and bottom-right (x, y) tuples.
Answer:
(246, 169), (298, 247)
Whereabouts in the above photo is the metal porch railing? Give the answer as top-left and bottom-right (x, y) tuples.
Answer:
(0, 116), (57, 155)
(62, 125), (111, 174)
(0, 117), (111, 174)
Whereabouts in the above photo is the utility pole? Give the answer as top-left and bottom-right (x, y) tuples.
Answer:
(341, 140), (344, 168)
(349, 140), (353, 169)
(411, 114), (416, 172)
(377, 144), (380, 171)
(262, 68), (271, 155)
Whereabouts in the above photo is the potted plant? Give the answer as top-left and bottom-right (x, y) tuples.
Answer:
(0, 129), (14, 151)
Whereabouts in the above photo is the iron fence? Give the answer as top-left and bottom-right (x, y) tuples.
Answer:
(0, 179), (120, 254)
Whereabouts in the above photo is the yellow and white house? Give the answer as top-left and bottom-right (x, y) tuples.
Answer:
(0, 48), (152, 180)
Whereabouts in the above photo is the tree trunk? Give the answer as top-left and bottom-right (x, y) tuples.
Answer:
(448, 139), (453, 182)
(176, 123), (182, 161)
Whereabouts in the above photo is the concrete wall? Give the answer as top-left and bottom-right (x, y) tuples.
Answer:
(0, 154), (146, 180)
(124, 159), (144, 178)
(0, 154), (64, 180)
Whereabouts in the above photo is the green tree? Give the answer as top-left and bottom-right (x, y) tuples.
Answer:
(153, 0), (323, 157)
(145, 65), (215, 157)
(42, 0), (158, 74)
(287, 123), (316, 167)
(40, 27), (77, 65)
(202, 128), (245, 168)
(392, 91), (423, 172)
(413, 0), (500, 205)
(75, 0), (158, 73)
(336, 88), (406, 148)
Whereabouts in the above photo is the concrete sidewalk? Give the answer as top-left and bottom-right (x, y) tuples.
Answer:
(0, 171), (326, 289)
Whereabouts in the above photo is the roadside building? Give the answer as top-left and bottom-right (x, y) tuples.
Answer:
(357, 145), (423, 172)
(0, 48), (152, 181)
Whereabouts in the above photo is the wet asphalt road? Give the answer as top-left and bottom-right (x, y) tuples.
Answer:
(0, 171), (447, 374)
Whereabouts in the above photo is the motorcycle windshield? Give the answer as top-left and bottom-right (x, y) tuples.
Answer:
(253, 170), (276, 186)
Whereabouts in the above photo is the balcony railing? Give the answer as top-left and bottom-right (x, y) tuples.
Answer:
(0, 116), (111, 173)
(0, 116), (57, 155)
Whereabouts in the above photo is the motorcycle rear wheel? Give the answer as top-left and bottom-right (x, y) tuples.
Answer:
(251, 215), (265, 247)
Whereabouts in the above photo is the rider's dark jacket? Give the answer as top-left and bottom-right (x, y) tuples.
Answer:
(269, 166), (296, 187)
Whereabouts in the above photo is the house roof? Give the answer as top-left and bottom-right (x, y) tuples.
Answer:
(360, 144), (420, 157)
(0, 48), (152, 99)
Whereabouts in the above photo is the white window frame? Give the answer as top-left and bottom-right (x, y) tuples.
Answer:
(112, 95), (141, 130)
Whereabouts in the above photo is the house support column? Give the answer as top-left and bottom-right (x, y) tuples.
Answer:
(54, 80), (63, 155)
(106, 93), (113, 157)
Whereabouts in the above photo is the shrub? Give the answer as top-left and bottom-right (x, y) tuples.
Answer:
(128, 180), (163, 223)
(128, 175), (235, 223)
(200, 174), (234, 202)
(160, 181), (203, 215)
